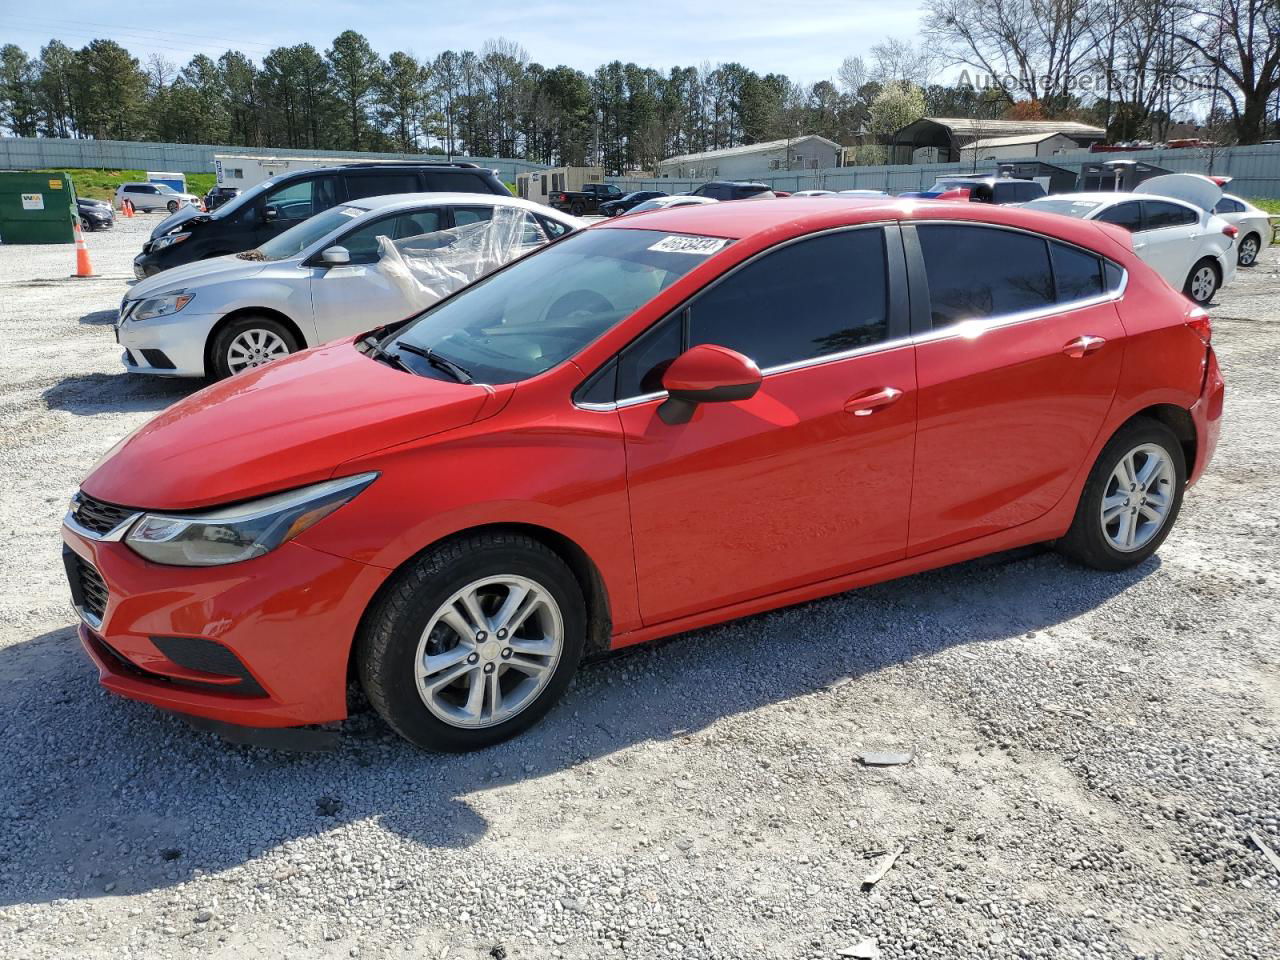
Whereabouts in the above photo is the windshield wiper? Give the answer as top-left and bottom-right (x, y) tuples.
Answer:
(393, 342), (474, 384)
(361, 335), (415, 374)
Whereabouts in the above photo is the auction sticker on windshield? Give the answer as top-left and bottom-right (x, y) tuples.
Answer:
(647, 235), (729, 255)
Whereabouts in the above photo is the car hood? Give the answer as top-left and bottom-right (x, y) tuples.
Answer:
(150, 205), (207, 239)
(82, 341), (501, 510)
(127, 255), (268, 300)
(1135, 174), (1222, 213)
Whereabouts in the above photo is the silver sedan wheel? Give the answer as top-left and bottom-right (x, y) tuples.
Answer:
(1101, 443), (1175, 552)
(1238, 235), (1259, 266)
(414, 575), (564, 729)
(225, 328), (290, 374)
(1189, 265), (1217, 302)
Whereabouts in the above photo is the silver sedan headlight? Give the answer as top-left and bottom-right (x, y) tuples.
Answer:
(125, 473), (377, 566)
(132, 290), (195, 322)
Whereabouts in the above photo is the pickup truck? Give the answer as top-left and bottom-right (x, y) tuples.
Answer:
(550, 182), (623, 215)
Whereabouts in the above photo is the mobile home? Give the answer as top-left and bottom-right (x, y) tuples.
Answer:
(516, 166), (605, 205)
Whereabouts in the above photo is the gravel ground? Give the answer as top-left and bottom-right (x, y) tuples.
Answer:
(0, 215), (1277, 960)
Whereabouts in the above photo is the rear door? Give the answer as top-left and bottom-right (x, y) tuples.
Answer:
(342, 169), (424, 202)
(904, 222), (1125, 555)
(1135, 200), (1201, 287)
(617, 225), (917, 625)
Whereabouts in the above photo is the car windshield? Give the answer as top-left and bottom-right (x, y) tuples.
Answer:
(389, 228), (731, 384)
(1024, 198), (1104, 218)
(246, 204), (365, 261)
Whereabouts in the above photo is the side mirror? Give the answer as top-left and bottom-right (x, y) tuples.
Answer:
(262, 204), (280, 222)
(658, 344), (762, 425)
(317, 245), (351, 266)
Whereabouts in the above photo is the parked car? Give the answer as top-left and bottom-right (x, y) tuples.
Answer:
(114, 182), (201, 214)
(1213, 194), (1272, 266)
(691, 180), (774, 201)
(1022, 174), (1237, 304)
(623, 195), (719, 215)
(117, 194), (581, 380)
(903, 176), (1046, 204)
(204, 186), (241, 211)
(76, 197), (114, 232)
(65, 196), (1222, 752)
(136, 162), (512, 278)
(549, 182), (624, 216)
(599, 190), (667, 217)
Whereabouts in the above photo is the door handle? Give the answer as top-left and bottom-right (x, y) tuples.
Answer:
(1063, 335), (1107, 358)
(844, 386), (903, 416)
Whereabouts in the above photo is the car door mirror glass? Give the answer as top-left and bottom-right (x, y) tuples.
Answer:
(659, 343), (762, 425)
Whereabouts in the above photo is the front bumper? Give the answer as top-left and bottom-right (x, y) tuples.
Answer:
(63, 522), (390, 730)
(117, 309), (221, 377)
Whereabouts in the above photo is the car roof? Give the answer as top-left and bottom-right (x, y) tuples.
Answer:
(1031, 191), (1199, 209)
(597, 196), (1137, 256)
(343, 192), (571, 218)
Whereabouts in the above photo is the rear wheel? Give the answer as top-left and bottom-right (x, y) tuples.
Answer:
(80, 216), (94, 232)
(210, 315), (299, 379)
(1184, 258), (1219, 304)
(1237, 233), (1261, 267)
(571, 202), (585, 216)
(1057, 418), (1186, 571)
(358, 533), (585, 752)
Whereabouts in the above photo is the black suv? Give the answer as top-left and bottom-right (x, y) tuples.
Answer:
(135, 162), (511, 277)
(690, 181), (775, 201)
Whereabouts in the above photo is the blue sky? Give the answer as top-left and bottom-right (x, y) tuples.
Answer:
(2, 0), (927, 85)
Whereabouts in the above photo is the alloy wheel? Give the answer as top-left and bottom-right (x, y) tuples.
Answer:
(1190, 265), (1216, 302)
(1238, 236), (1259, 266)
(225, 328), (290, 374)
(414, 575), (564, 729)
(1100, 443), (1175, 552)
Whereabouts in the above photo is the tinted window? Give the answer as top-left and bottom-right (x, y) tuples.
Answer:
(617, 315), (683, 398)
(687, 229), (888, 368)
(1095, 202), (1142, 232)
(397, 208), (443, 238)
(261, 176), (338, 224)
(1214, 197), (1245, 214)
(454, 206), (493, 227)
(339, 213), (401, 262)
(423, 171), (499, 194)
(1143, 200), (1198, 229)
(917, 225), (1054, 327)
(1051, 242), (1104, 302)
(344, 172), (421, 200)
(1104, 261), (1124, 291)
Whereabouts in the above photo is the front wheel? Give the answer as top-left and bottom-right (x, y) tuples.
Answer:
(571, 202), (585, 216)
(358, 533), (586, 752)
(1237, 233), (1261, 267)
(1057, 418), (1186, 571)
(1184, 258), (1219, 305)
(166, 200), (180, 214)
(209, 315), (299, 379)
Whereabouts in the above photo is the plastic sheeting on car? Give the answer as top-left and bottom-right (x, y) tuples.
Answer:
(374, 207), (545, 309)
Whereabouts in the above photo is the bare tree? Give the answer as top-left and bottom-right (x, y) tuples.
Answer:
(1177, 0), (1280, 143)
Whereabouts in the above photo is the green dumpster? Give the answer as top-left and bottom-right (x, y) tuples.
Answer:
(0, 171), (76, 244)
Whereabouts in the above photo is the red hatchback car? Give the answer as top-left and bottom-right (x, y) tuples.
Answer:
(63, 198), (1224, 751)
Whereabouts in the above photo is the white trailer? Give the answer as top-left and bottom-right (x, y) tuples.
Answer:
(515, 166), (605, 205)
(212, 154), (428, 191)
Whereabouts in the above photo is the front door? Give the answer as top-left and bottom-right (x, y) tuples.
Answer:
(619, 226), (917, 625)
(254, 175), (339, 245)
(905, 223), (1126, 555)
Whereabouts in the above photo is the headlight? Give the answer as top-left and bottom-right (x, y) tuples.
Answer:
(150, 232), (191, 253)
(131, 291), (195, 321)
(125, 473), (377, 566)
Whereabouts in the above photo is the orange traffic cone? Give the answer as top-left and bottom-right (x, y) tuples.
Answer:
(122, 198), (134, 217)
(70, 219), (98, 279)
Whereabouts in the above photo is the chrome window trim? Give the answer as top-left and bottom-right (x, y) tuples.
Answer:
(574, 220), (1129, 413)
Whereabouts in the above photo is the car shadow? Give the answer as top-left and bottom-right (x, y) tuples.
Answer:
(0, 546), (1157, 908)
(42, 372), (201, 416)
(79, 309), (118, 326)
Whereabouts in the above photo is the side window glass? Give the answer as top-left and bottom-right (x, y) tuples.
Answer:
(1095, 202), (1142, 232)
(1104, 261), (1124, 292)
(344, 172), (421, 201)
(617, 314), (683, 399)
(264, 179), (316, 222)
(1143, 200), (1197, 229)
(1051, 242), (1104, 303)
(538, 215), (572, 239)
(396, 209), (442, 239)
(916, 225), (1054, 327)
(338, 215), (400, 264)
(687, 229), (889, 368)
(453, 206), (494, 227)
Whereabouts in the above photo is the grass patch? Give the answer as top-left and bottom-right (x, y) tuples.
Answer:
(1246, 196), (1280, 215)
(36, 168), (217, 203)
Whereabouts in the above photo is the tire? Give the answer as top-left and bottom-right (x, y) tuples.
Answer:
(1183, 258), (1219, 305)
(358, 532), (586, 752)
(1237, 232), (1261, 267)
(209, 315), (300, 380)
(1056, 417), (1186, 571)
(166, 200), (180, 214)
(80, 217), (94, 232)
(571, 202), (585, 216)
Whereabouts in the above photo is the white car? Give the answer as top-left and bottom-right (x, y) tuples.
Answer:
(838, 189), (889, 197)
(1022, 175), (1237, 305)
(792, 189), (836, 197)
(623, 195), (719, 215)
(117, 193), (582, 379)
(115, 182), (202, 214)
(1213, 193), (1272, 266)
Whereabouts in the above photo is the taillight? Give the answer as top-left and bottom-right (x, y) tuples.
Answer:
(1222, 223), (1239, 239)
(1185, 308), (1212, 345)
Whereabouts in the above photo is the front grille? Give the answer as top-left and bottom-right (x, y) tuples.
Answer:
(64, 547), (109, 625)
(72, 492), (135, 536)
